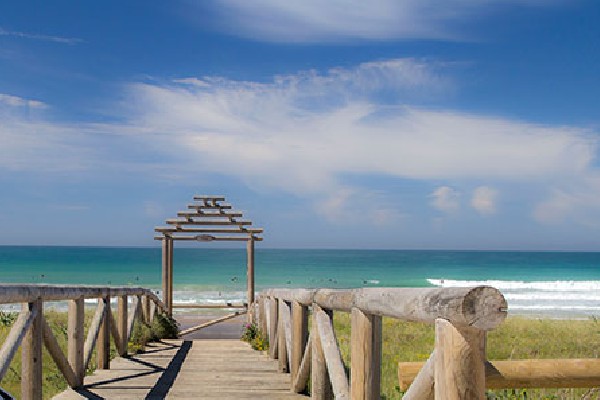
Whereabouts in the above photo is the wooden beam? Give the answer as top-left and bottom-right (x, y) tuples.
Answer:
(291, 301), (309, 385)
(177, 211), (243, 218)
(399, 357), (600, 390)
(178, 312), (242, 336)
(97, 296), (110, 370)
(401, 352), (435, 400)
(292, 332), (312, 394)
(42, 316), (78, 388)
(117, 295), (128, 356)
(167, 238), (173, 316)
(434, 318), (486, 399)
(68, 297), (85, 387)
(155, 227), (263, 234)
(162, 237), (169, 313)
(315, 308), (349, 400)
(187, 203), (232, 210)
(247, 237), (255, 322)
(166, 219), (252, 226)
(0, 307), (36, 381)
(154, 235), (263, 241)
(22, 299), (43, 400)
(193, 195), (225, 202)
(278, 299), (289, 373)
(311, 305), (333, 400)
(83, 299), (107, 371)
(268, 297), (279, 360)
(351, 307), (381, 400)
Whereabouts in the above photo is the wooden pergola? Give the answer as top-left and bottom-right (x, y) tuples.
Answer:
(154, 195), (263, 321)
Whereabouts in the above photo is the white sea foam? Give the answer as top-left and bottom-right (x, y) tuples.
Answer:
(427, 278), (600, 317)
(427, 279), (600, 291)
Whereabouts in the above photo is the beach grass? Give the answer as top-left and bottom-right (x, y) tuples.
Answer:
(332, 314), (600, 399)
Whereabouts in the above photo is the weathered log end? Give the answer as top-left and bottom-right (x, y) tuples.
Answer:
(462, 286), (507, 330)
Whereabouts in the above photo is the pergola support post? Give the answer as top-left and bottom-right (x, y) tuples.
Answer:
(247, 236), (255, 322)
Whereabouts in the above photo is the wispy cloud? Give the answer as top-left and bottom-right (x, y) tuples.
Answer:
(471, 186), (498, 215)
(0, 26), (83, 45)
(192, 0), (562, 42)
(430, 186), (460, 213)
(0, 93), (47, 109)
(1, 58), (597, 227)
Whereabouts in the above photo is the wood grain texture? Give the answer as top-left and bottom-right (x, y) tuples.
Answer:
(42, 316), (78, 388)
(278, 299), (289, 373)
(117, 295), (128, 356)
(97, 296), (110, 370)
(350, 308), (381, 400)
(0, 307), (36, 381)
(434, 318), (486, 400)
(291, 301), (309, 384)
(22, 299), (43, 400)
(399, 357), (600, 390)
(400, 351), (434, 400)
(292, 332), (312, 394)
(311, 305), (333, 400)
(68, 297), (85, 387)
(315, 309), (349, 400)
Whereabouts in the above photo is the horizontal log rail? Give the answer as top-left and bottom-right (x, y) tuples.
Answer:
(0, 284), (167, 400)
(258, 286), (509, 400)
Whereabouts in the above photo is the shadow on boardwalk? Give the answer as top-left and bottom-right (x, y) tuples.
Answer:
(53, 339), (306, 400)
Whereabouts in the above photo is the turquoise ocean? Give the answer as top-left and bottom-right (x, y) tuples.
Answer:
(1, 246), (600, 318)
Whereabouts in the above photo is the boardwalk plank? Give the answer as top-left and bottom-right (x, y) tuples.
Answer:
(53, 339), (307, 399)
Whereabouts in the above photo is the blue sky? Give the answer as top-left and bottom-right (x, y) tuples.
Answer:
(1, 0), (599, 249)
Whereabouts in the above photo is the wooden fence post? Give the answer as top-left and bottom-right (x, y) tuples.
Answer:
(434, 318), (486, 399)
(97, 296), (110, 369)
(311, 304), (333, 400)
(292, 301), (309, 383)
(269, 297), (279, 359)
(351, 308), (382, 400)
(21, 299), (42, 400)
(278, 299), (288, 373)
(259, 296), (268, 337)
(117, 295), (128, 356)
(68, 297), (85, 387)
(142, 295), (151, 324)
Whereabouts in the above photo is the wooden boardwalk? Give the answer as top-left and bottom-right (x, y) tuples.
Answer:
(54, 339), (307, 400)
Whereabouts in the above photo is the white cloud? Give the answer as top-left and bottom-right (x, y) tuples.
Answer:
(1, 58), (597, 227)
(0, 26), (82, 45)
(430, 186), (460, 213)
(194, 0), (562, 42)
(471, 186), (497, 215)
(0, 93), (47, 109)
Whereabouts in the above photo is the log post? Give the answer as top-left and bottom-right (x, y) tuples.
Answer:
(142, 295), (151, 324)
(269, 297), (279, 359)
(259, 296), (268, 337)
(247, 236), (255, 322)
(68, 296), (85, 387)
(117, 295), (128, 356)
(278, 299), (288, 373)
(434, 318), (486, 399)
(291, 301), (309, 383)
(97, 296), (110, 369)
(311, 304), (333, 400)
(167, 238), (174, 316)
(351, 308), (382, 400)
(22, 299), (42, 400)
(162, 237), (170, 314)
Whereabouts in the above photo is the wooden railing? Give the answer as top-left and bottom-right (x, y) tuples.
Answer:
(257, 287), (508, 399)
(0, 284), (167, 400)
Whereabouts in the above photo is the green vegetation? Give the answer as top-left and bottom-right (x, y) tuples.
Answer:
(0, 309), (178, 400)
(331, 314), (600, 400)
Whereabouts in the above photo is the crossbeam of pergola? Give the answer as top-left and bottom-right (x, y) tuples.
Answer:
(154, 195), (263, 317)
